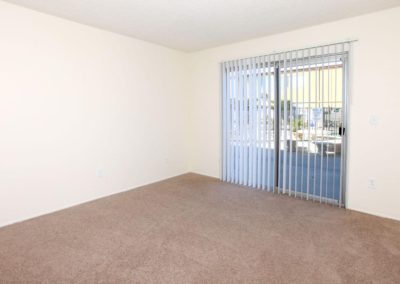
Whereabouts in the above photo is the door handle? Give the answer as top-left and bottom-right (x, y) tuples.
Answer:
(339, 126), (345, 136)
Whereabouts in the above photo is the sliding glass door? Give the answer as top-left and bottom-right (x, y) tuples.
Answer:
(222, 42), (350, 207)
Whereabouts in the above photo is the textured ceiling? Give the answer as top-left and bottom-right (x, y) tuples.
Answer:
(4, 0), (400, 51)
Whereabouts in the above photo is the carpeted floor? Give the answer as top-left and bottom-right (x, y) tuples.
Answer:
(0, 173), (399, 283)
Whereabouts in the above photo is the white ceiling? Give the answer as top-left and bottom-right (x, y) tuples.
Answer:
(5, 0), (400, 51)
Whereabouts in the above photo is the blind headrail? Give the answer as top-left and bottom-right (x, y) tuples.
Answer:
(221, 39), (357, 64)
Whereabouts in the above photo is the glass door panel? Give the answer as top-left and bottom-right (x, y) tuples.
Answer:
(278, 59), (344, 204)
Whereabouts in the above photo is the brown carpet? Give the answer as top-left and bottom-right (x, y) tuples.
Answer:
(0, 173), (399, 283)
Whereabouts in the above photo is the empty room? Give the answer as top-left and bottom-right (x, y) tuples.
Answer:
(1, 0), (400, 282)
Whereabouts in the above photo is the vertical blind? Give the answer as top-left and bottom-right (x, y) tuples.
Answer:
(221, 41), (353, 207)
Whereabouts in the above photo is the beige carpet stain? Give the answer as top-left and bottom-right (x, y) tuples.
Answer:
(0, 173), (399, 283)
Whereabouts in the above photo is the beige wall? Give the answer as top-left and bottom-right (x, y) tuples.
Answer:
(0, 1), (190, 226)
(188, 7), (400, 220)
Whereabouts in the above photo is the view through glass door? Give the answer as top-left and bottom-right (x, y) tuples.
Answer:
(277, 54), (346, 205)
(222, 42), (350, 207)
